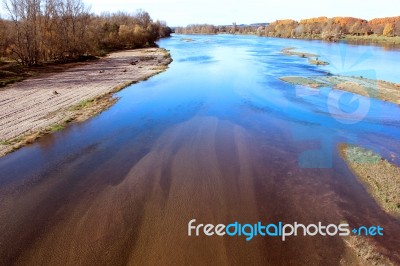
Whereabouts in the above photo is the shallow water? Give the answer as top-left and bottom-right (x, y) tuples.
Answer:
(0, 34), (399, 265)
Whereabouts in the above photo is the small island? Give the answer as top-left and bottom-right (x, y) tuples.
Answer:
(280, 75), (400, 105)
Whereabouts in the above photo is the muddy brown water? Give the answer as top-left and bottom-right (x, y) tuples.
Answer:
(0, 34), (400, 265)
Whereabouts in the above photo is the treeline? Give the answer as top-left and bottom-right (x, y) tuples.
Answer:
(175, 24), (218, 34)
(0, 0), (171, 66)
(262, 16), (400, 40)
(174, 16), (400, 41)
(174, 23), (259, 35)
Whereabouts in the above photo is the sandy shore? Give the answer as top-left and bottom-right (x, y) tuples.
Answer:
(339, 144), (400, 216)
(0, 48), (172, 157)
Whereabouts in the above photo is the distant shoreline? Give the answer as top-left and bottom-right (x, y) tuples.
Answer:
(174, 32), (400, 49)
(174, 16), (400, 49)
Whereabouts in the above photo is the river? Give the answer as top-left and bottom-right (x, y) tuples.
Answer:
(0, 34), (399, 265)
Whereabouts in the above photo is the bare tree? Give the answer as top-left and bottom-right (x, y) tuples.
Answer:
(1, 1), (171, 64)
(3, 0), (42, 65)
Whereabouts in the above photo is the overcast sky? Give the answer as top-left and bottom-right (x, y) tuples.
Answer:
(2, 0), (399, 26)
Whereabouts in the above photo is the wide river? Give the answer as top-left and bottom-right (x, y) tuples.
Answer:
(0, 34), (399, 265)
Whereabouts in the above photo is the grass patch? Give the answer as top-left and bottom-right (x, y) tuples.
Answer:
(0, 76), (25, 87)
(70, 99), (94, 111)
(0, 140), (11, 145)
(343, 144), (381, 164)
(49, 124), (65, 132)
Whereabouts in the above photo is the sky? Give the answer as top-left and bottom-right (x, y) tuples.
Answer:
(84, 0), (399, 26)
(1, 0), (399, 26)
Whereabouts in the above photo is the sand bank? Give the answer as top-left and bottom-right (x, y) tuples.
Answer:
(0, 48), (172, 157)
(339, 144), (400, 216)
(280, 75), (400, 105)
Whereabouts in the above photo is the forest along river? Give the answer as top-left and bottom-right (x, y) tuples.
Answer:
(0, 34), (399, 265)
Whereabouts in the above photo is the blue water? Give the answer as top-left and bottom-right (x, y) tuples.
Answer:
(158, 34), (400, 166)
(1, 33), (400, 264)
(1, 33), (400, 180)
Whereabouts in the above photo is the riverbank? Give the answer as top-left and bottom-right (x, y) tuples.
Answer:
(282, 35), (400, 49)
(343, 35), (400, 47)
(0, 48), (172, 157)
(174, 32), (400, 49)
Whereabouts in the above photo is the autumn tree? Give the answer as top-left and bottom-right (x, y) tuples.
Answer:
(369, 17), (400, 35)
(321, 19), (341, 40)
(383, 23), (394, 37)
(395, 21), (400, 36)
(175, 24), (217, 34)
(299, 17), (328, 37)
(349, 20), (370, 36)
(0, 2), (171, 65)
(57, 0), (91, 58)
(242, 16), (400, 39)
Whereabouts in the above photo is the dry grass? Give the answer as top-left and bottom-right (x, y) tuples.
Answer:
(339, 144), (400, 216)
(344, 35), (400, 46)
